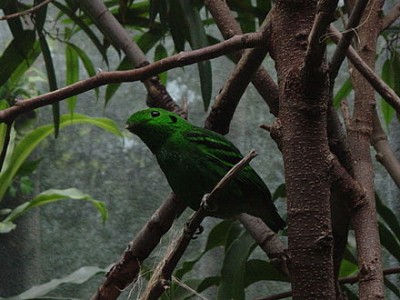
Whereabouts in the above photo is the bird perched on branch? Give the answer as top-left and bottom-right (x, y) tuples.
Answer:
(126, 108), (285, 232)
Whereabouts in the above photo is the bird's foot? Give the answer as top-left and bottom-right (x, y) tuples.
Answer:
(183, 223), (204, 239)
(200, 193), (218, 213)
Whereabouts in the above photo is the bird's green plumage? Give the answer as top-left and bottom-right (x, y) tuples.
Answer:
(126, 108), (285, 232)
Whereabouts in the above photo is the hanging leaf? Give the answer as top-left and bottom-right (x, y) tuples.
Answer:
(0, 188), (108, 233)
(244, 259), (288, 286)
(38, 33), (60, 137)
(0, 114), (122, 202)
(380, 58), (395, 125)
(52, 1), (109, 65)
(0, 30), (39, 87)
(5, 266), (108, 299)
(65, 43), (80, 115)
(378, 221), (400, 262)
(154, 44), (168, 85)
(179, 0), (212, 110)
(67, 43), (99, 99)
(217, 231), (256, 300)
(376, 193), (400, 240)
(333, 78), (352, 107)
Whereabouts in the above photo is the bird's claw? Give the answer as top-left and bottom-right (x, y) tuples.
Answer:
(201, 193), (218, 212)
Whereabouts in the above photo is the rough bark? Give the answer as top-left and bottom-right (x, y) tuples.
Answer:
(270, 1), (336, 298)
(346, 0), (385, 298)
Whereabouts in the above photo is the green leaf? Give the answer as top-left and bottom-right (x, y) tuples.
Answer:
(0, 221), (16, 233)
(384, 277), (400, 298)
(68, 43), (99, 99)
(376, 193), (400, 240)
(244, 259), (288, 286)
(5, 266), (108, 299)
(52, 1), (109, 65)
(38, 32), (60, 137)
(65, 43), (80, 115)
(381, 59), (395, 125)
(0, 114), (122, 202)
(1, 188), (107, 232)
(272, 183), (286, 201)
(165, 0), (186, 52)
(378, 221), (400, 261)
(338, 258), (358, 278)
(218, 231), (256, 300)
(179, 0), (212, 110)
(154, 44), (168, 85)
(175, 220), (236, 279)
(0, 30), (39, 87)
(333, 78), (352, 107)
(105, 57), (133, 106)
(0, 100), (9, 156)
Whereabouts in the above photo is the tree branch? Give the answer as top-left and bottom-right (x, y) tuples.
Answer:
(205, 19), (270, 134)
(0, 0), (53, 21)
(329, 0), (370, 81)
(204, 0), (279, 116)
(329, 25), (400, 115)
(371, 109), (400, 188)
(0, 32), (264, 124)
(90, 193), (187, 300)
(237, 214), (289, 277)
(79, 0), (182, 114)
(304, 0), (338, 72)
(381, 2), (400, 32)
(140, 150), (258, 300)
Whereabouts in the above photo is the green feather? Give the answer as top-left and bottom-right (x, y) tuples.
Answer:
(126, 108), (285, 232)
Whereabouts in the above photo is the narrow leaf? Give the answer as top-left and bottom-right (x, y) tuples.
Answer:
(38, 33), (60, 137)
(0, 30), (38, 86)
(65, 43), (79, 115)
(333, 78), (352, 107)
(244, 259), (288, 286)
(2, 188), (107, 228)
(376, 193), (400, 240)
(6, 266), (108, 299)
(154, 44), (168, 85)
(381, 59), (395, 125)
(0, 114), (122, 201)
(218, 231), (256, 300)
(52, 1), (109, 65)
(378, 221), (400, 262)
(68, 43), (99, 98)
(179, 0), (212, 110)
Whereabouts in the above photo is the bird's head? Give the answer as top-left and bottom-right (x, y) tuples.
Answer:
(126, 108), (189, 152)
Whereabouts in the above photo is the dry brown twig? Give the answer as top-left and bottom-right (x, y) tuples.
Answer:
(0, 0), (53, 21)
(0, 32), (264, 124)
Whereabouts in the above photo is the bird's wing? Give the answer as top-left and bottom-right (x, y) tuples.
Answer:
(183, 127), (271, 199)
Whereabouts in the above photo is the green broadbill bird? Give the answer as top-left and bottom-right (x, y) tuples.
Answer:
(126, 108), (285, 232)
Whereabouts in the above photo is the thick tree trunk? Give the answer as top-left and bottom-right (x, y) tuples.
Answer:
(270, 1), (335, 298)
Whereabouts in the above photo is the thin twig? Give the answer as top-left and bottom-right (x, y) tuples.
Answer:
(371, 109), (400, 188)
(381, 3), (400, 32)
(204, 0), (279, 116)
(0, 0), (53, 21)
(140, 150), (258, 300)
(304, 0), (338, 72)
(330, 0), (370, 81)
(329, 25), (400, 114)
(90, 193), (187, 300)
(0, 32), (264, 124)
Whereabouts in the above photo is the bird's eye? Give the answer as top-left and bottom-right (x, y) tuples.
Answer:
(151, 111), (160, 118)
(169, 115), (177, 123)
